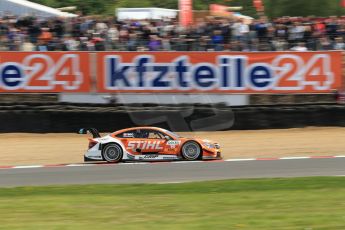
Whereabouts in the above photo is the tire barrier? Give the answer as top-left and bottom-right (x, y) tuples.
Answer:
(0, 103), (345, 133)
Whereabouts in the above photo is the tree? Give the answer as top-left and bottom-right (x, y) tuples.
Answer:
(30, 0), (345, 17)
(264, 0), (345, 18)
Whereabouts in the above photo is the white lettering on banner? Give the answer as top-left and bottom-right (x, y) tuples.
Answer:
(127, 141), (163, 150)
(0, 54), (83, 91)
(104, 54), (334, 92)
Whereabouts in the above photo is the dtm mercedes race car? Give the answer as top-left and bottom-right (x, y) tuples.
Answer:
(79, 127), (221, 163)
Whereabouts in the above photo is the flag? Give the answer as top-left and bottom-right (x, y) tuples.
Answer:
(253, 0), (264, 12)
(341, 0), (345, 8)
(210, 4), (232, 17)
(179, 0), (193, 27)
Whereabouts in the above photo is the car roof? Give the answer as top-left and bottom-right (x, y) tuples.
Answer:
(112, 127), (166, 135)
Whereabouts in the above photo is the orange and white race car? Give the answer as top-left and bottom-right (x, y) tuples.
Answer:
(79, 127), (221, 163)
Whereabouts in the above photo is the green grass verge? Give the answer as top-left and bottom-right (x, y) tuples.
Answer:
(1, 177), (345, 230)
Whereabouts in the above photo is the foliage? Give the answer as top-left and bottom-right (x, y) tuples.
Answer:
(264, 0), (345, 18)
(30, 0), (345, 17)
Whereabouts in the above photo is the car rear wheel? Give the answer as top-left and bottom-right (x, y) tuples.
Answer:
(181, 141), (202, 161)
(102, 143), (123, 163)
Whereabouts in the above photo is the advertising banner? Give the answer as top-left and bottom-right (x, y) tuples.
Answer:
(179, 0), (193, 27)
(0, 52), (90, 92)
(96, 51), (343, 94)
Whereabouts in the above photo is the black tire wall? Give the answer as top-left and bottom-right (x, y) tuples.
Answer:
(0, 103), (345, 133)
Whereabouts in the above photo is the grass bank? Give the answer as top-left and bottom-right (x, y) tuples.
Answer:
(1, 177), (345, 229)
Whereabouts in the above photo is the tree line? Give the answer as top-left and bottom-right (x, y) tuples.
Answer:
(31, 0), (345, 18)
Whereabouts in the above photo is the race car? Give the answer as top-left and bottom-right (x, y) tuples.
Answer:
(79, 127), (221, 163)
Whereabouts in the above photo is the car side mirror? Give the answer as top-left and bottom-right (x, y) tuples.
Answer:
(164, 136), (170, 141)
(78, 128), (87, 134)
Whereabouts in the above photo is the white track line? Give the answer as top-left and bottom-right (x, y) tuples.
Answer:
(66, 164), (89, 167)
(225, 158), (256, 162)
(13, 165), (43, 169)
(279, 157), (310, 160)
(119, 162), (149, 165)
(172, 161), (203, 164)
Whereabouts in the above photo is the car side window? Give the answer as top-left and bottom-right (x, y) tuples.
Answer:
(140, 129), (165, 139)
(149, 131), (164, 139)
(116, 131), (135, 138)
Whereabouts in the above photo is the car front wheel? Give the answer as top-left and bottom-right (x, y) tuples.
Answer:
(181, 141), (202, 161)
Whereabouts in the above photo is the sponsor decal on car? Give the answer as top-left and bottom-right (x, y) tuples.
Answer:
(143, 155), (159, 159)
(163, 156), (179, 160)
(123, 133), (134, 138)
(167, 140), (181, 146)
(166, 140), (181, 150)
(127, 141), (163, 150)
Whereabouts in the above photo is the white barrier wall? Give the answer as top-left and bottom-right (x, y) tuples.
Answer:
(59, 94), (249, 106)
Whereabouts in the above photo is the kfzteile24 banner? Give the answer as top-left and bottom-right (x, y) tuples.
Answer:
(97, 51), (342, 94)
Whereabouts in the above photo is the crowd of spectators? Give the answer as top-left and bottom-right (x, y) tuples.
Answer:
(0, 13), (345, 52)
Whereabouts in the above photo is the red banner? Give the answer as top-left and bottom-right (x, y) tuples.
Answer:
(0, 52), (90, 92)
(0, 51), (342, 94)
(179, 0), (193, 27)
(96, 51), (343, 94)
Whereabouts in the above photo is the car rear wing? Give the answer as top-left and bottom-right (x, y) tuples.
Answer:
(78, 128), (101, 138)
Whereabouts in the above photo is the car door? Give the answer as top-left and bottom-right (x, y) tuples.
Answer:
(138, 129), (167, 154)
(139, 129), (182, 155)
(114, 129), (142, 155)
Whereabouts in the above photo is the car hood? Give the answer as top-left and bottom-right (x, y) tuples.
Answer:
(181, 137), (218, 145)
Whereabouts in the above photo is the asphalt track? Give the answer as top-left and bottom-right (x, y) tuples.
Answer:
(0, 158), (345, 187)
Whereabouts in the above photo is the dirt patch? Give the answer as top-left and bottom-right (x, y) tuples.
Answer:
(1, 127), (345, 166)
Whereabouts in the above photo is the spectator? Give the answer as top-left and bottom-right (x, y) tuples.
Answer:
(161, 36), (171, 51)
(38, 28), (52, 43)
(0, 14), (342, 52)
(333, 37), (345, 50)
(127, 33), (139, 51)
(319, 36), (333, 50)
(148, 35), (161, 51)
(211, 30), (224, 51)
(255, 18), (268, 42)
(290, 42), (308, 51)
(272, 38), (288, 51)
(0, 35), (9, 51)
(36, 39), (48, 51)
(231, 19), (249, 42)
(288, 22), (305, 46)
(63, 35), (79, 51)
(21, 37), (35, 51)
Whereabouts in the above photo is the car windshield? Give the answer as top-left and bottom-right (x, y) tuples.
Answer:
(161, 129), (180, 138)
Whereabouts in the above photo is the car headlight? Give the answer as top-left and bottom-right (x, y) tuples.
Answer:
(203, 142), (215, 149)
